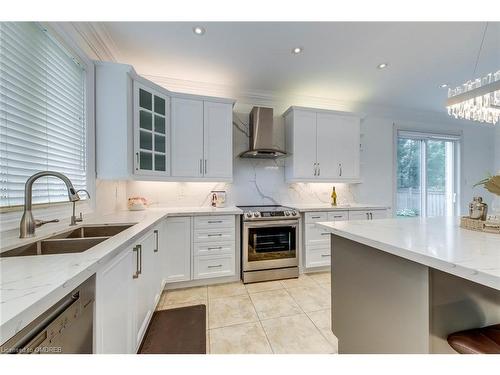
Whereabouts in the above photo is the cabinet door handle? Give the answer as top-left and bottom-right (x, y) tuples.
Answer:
(133, 246), (139, 279)
(208, 264), (223, 268)
(320, 232), (330, 236)
(154, 230), (159, 252)
(208, 233), (223, 237)
(318, 163), (320, 176)
(204, 159), (207, 175)
(369, 213), (373, 220)
(199, 159), (203, 175)
(208, 220), (223, 224)
(208, 246), (223, 250)
(366, 213), (369, 220)
(321, 254), (331, 257)
(339, 163), (342, 177)
(135, 153), (139, 170)
(313, 163), (317, 176)
(137, 244), (142, 275)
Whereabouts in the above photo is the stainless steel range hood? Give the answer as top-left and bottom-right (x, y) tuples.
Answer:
(239, 107), (287, 159)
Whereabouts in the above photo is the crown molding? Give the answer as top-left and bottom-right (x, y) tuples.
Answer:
(62, 22), (120, 62)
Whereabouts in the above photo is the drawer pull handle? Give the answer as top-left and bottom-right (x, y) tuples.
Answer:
(311, 216), (321, 219)
(154, 230), (159, 253)
(208, 264), (223, 268)
(321, 254), (331, 257)
(321, 232), (330, 236)
(208, 220), (223, 224)
(208, 246), (223, 250)
(208, 233), (222, 237)
(333, 215), (343, 218)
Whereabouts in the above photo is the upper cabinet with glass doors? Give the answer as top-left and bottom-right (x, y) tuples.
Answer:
(134, 82), (169, 175)
(95, 61), (235, 182)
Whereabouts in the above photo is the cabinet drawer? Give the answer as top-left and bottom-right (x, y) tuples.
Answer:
(194, 215), (235, 229)
(327, 211), (348, 221)
(305, 247), (331, 268)
(193, 241), (235, 256)
(305, 223), (331, 247)
(305, 212), (328, 223)
(193, 227), (235, 243)
(193, 254), (235, 279)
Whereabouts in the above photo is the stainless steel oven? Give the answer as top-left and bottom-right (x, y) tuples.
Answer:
(240, 206), (299, 283)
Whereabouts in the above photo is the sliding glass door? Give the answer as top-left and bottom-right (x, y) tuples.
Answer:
(396, 131), (460, 217)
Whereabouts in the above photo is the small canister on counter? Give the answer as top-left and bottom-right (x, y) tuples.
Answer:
(469, 196), (488, 220)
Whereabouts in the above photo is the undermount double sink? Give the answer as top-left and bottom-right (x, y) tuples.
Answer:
(0, 225), (134, 258)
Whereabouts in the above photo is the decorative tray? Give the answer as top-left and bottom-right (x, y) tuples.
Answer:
(460, 216), (500, 234)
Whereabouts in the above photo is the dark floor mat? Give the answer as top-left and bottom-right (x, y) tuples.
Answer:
(139, 304), (206, 354)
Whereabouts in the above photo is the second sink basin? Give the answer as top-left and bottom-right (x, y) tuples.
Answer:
(52, 225), (134, 239)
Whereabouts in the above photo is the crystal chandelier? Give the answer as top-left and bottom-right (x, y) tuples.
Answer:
(446, 71), (500, 124)
(446, 23), (500, 125)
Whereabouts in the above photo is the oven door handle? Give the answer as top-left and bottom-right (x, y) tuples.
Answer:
(243, 220), (298, 229)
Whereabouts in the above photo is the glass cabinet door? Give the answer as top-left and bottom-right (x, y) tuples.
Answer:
(134, 82), (169, 174)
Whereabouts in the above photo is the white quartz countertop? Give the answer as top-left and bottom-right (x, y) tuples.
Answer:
(317, 217), (500, 291)
(0, 206), (241, 345)
(289, 203), (390, 212)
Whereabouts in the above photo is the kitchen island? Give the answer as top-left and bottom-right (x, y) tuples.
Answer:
(317, 216), (500, 354)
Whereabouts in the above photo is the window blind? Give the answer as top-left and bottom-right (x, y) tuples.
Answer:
(0, 22), (87, 208)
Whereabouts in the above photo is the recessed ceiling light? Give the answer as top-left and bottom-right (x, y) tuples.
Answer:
(439, 83), (449, 89)
(193, 26), (205, 35)
(292, 47), (303, 55)
(377, 62), (389, 69)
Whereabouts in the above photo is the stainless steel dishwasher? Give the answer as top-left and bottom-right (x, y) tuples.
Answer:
(1, 275), (95, 354)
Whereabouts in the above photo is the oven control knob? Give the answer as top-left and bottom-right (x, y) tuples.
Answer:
(285, 211), (290, 216)
(246, 212), (252, 218)
(291, 210), (297, 216)
(253, 212), (260, 217)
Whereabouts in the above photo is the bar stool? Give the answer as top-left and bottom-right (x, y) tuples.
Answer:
(447, 324), (500, 354)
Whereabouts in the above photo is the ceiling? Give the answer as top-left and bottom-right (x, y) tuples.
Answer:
(99, 22), (499, 113)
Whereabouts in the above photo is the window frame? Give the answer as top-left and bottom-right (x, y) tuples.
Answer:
(0, 22), (95, 231)
(392, 125), (462, 218)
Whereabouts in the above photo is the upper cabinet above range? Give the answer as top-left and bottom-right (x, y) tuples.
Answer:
(95, 61), (235, 181)
(283, 106), (361, 183)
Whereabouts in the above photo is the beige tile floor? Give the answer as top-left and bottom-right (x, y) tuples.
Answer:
(157, 271), (337, 354)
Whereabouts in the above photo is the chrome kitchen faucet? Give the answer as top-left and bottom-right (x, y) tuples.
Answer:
(19, 171), (81, 238)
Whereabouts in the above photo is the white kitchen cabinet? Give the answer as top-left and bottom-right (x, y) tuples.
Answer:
(133, 229), (157, 350)
(203, 101), (233, 179)
(304, 210), (348, 269)
(285, 109), (317, 179)
(284, 106), (361, 182)
(95, 246), (135, 354)
(164, 214), (237, 285)
(133, 81), (170, 175)
(171, 98), (204, 177)
(171, 96), (234, 180)
(164, 217), (192, 282)
(96, 62), (171, 180)
(316, 112), (360, 179)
